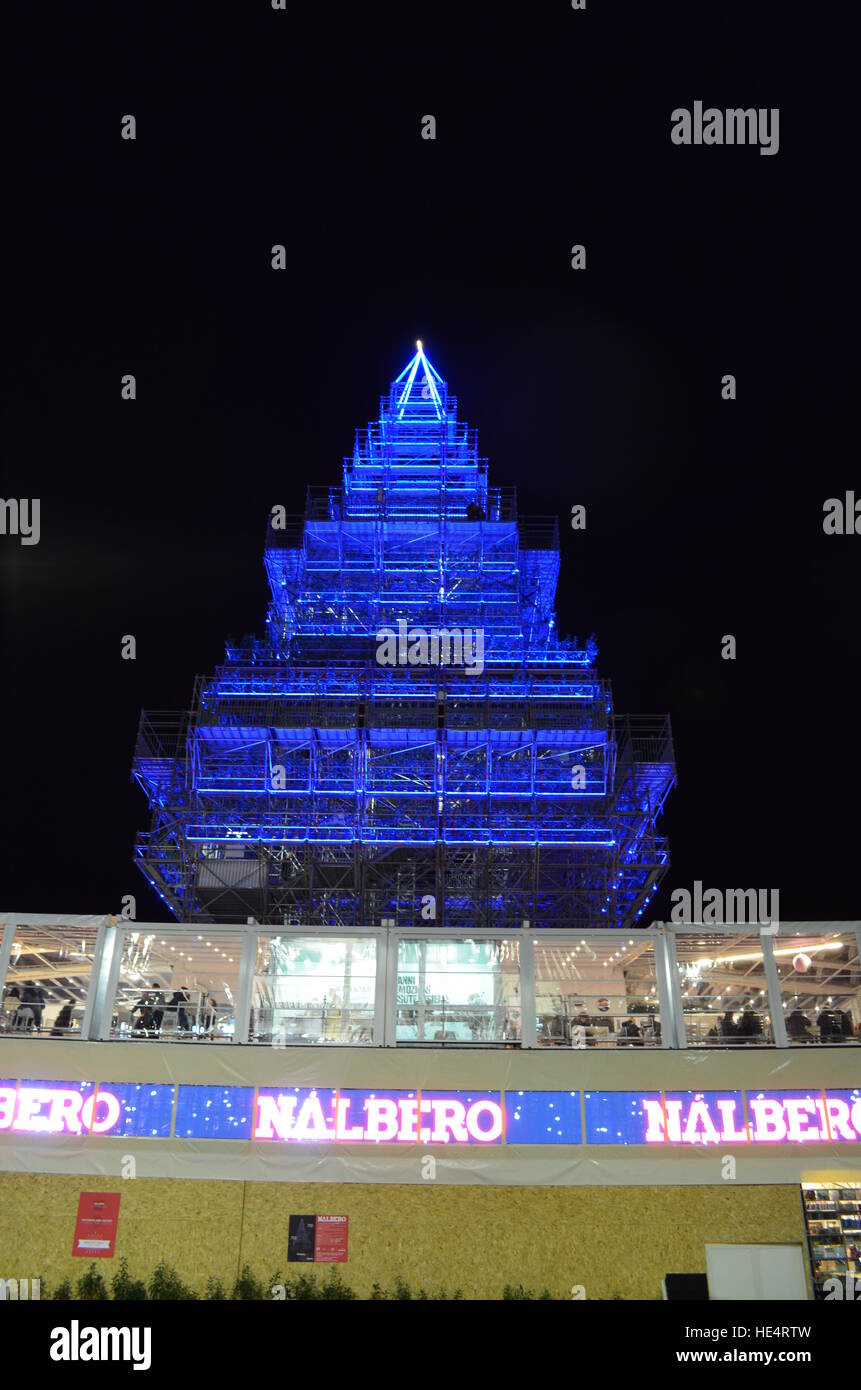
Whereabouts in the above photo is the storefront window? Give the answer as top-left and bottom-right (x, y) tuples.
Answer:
(534, 937), (663, 1047)
(0, 921), (103, 1038)
(775, 931), (860, 1044)
(5, 916), (856, 1051)
(108, 930), (240, 1041)
(250, 935), (377, 1044)
(675, 933), (771, 1046)
(396, 938), (520, 1043)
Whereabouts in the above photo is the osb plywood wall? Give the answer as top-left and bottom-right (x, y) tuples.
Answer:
(0, 1174), (805, 1299)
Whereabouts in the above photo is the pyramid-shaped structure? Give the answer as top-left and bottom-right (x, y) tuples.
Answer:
(133, 344), (675, 927)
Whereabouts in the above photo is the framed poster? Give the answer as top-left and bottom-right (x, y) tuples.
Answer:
(288, 1213), (349, 1263)
(72, 1192), (121, 1258)
(287, 1214), (317, 1262)
(314, 1214), (348, 1263)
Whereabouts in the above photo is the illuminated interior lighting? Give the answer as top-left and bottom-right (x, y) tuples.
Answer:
(707, 942), (844, 967)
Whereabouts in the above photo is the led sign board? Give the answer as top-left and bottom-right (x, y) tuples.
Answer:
(254, 1089), (504, 1143)
(584, 1089), (861, 1146)
(0, 1082), (175, 1138)
(1, 1083), (859, 1147)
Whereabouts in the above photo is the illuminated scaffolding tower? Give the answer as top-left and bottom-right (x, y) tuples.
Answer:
(133, 343), (675, 928)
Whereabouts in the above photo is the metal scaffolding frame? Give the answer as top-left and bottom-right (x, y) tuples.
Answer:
(132, 344), (676, 927)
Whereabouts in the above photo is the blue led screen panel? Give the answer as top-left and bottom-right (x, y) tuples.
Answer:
(504, 1090), (581, 1144)
(583, 1090), (664, 1146)
(174, 1085), (256, 1139)
(102, 1082), (176, 1139)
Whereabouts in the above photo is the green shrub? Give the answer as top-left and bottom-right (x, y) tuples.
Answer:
(111, 1259), (147, 1301)
(290, 1270), (319, 1300)
(46, 1261), (551, 1301)
(231, 1264), (267, 1301)
(147, 1260), (197, 1301)
(75, 1264), (110, 1300)
(319, 1268), (357, 1300)
(501, 1284), (554, 1300)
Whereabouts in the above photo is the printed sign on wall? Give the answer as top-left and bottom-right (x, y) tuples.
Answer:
(72, 1192), (121, 1258)
(288, 1213), (349, 1263)
(314, 1214), (349, 1262)
(287, 1214), (316, 1262)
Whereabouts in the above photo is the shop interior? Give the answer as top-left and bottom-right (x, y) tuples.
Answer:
(1, 921), (859, 1048)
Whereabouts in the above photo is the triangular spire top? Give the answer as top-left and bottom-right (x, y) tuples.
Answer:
(392, 340), (445, 420)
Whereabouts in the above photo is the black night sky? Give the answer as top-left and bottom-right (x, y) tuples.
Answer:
(4, 1), (858, 923)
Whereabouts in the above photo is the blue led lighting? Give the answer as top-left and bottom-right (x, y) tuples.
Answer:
(133, 344), (674, 925)
(395, 351), (421, 417)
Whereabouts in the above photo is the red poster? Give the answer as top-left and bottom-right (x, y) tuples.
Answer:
(72, 1191), (121, 1258)
(314, 1214), (348, 1263)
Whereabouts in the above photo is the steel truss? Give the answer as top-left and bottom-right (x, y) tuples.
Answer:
(134, 345), (676, 926)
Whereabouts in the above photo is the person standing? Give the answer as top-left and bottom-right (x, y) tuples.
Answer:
(3, 986), (20, 1029)
(51, 1003), (74, 1036)
(148, 982), (165, 1035)
(20, 981), (45, 1031)
(203, 995), (218, 1038)
(169, 987), (192, 1033)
